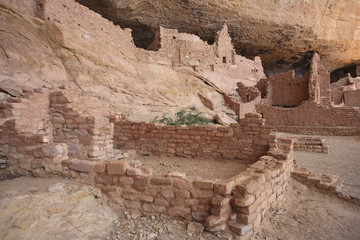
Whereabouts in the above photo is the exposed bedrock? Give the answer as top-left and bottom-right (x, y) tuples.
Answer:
(76, 0), (360, 76)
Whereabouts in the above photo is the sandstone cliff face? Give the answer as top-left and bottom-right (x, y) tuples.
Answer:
(0, 0), (241, 121)
(76, 0), (360, 74)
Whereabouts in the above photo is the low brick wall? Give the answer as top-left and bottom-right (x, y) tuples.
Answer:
(0, 87), (68, 175)
(344, 89), (360, 107)
(256, 101), (360, 135)
(0, 84), (295, 239)
(92, 136), (293, 239)
(50, 90), (114, 161)
(113, 113), (275, 164)
(292, 137), (329, 154)
(291, 166), (342, 194)
(223, 94), (259, 119)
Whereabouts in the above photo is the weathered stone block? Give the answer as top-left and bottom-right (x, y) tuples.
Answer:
(233, 195), (255, 207)
(124, 200), (141, 209)
(193, 180), (214, 190)
(168, 206), (191, 218)
(133, 176), (150, 188)
(173, 178), (193, 189)
(140, 195), (154, 203)
(192, 211), (209, 221)
(154, 198), (170, 207)
(160, 188), (174, 198)
(107, 161), (129, 175)
(212, 196), (231, 206)
(236, 179), (258, 194)
(42, 144), (64, 157)
(237, 212), (257, 225)
(69, 159), (95, 173)
(206, 222), (226, 232)
(211, 204), (231, 216)
(95, 175), (113, 184)
(126, 167), (142, 176)
(174, 189), (190, 198)
(214, 180), (234, 195)
(205, 215), (227, 227)
(191, 189), (214, 198)
(94, 163), (106, 173)
(229, 222), (253, 235)
(151, 177), (173, 186)
(119, 176), (134, 185)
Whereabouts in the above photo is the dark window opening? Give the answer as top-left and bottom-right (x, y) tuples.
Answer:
(246, 94), (251, 101)
(297, 83), (300, 86)
(39, 3), (43, 8)
(172, 36), (176, 40)
(272, 105), (298, 108)
(223, 57), (227, 63)
(330, 65), (357, 83)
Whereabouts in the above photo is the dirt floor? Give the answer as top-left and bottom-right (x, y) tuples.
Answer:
(1, 176), (359, 240)
(1, 134), (360, 239)
(135, 155), (249, 180)
(277, 133), (360, 198)
(252, 179), (360, 240)
(0, 177), (117, 240)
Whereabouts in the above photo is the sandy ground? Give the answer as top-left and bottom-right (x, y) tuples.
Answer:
(1, 134), (360, 239)
(1, 177), (359, 240)
(252, 179), (360, 240)
(0, 177), (117, 240)
(277, 133), (360, 198)
(135, 155), (249, 180)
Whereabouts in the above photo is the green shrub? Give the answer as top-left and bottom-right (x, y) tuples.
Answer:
(153, 108), (209, 125)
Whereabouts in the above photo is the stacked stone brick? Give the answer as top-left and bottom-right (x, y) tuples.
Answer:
(255, 53), (360, 135)
(257, 101), (360, 135)
(292, 137), (329, 153)
(50, 89), (113, 161)
(144, 24), (264, 81)
(0, 83), (295, 239)
(291, 166), (342, 194)
(93, 136), (293, 239)
(256, 71), (310, 107)
(0, 87), (67, 175)
(113, 113), (275, 163)
(0, 85), (114, 177)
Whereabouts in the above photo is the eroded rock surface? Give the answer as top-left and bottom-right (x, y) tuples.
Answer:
(76, 0), (360, 74)
(0, 177), (117, 240)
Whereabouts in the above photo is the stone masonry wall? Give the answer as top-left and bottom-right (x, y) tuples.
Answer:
(223, 94), (260, 120)
(257, 70), (309, 107)
(0, 86), (68, 175)
(237, 82), (261, 103)
(50, 89), (114, 161)
(308, 53), (331, 106)
(142, 25), (265, 81)
(113, 113), (275, 163)
(35, 0), (46, 19)
(292, 137), (329, 154)
(344, 89), (360, 107)
(43, 0), (136, 61)
(93, 137), (294, 239)
(0, 83), (294, 239)
(256, 101), (360, 135)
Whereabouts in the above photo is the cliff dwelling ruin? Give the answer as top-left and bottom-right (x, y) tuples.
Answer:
(0, 0), (360, 240)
